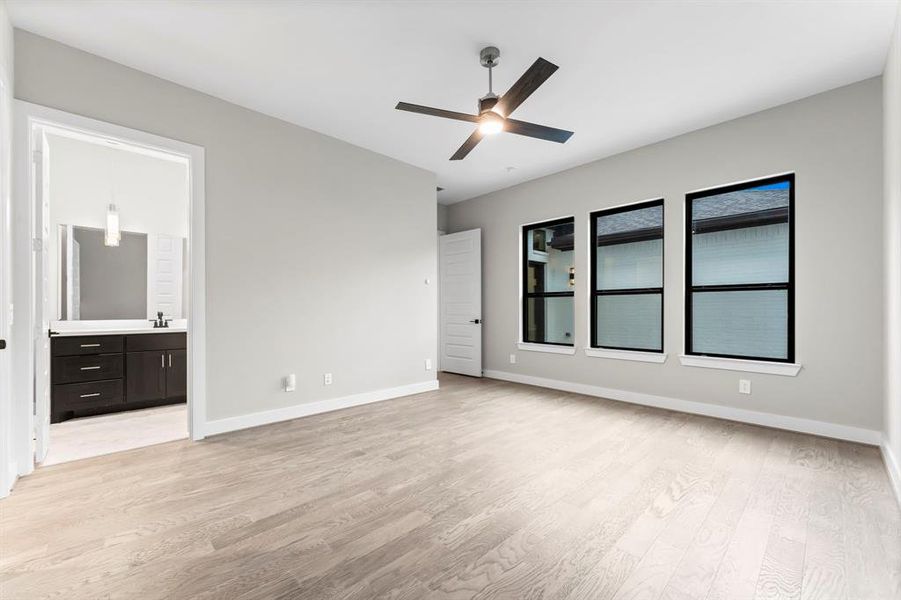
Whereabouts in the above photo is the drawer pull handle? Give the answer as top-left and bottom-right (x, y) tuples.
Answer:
(80, 343), (101, 348)
(80, 366), (101, 371)
(79, 393), (101, 398)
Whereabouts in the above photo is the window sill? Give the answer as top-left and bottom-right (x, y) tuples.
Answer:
(517, 342), (576, 355)
(679, 355), (802, 376)
(584, 348), (667, 363)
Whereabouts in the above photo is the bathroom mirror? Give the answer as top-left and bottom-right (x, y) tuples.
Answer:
(57, 224), (186, 321)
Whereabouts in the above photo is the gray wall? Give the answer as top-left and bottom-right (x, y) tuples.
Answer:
(14, 30), (437, 421)
(71, 227), (147, 320)
(437, 203), (448, 232)
(448, 78), (884, 431)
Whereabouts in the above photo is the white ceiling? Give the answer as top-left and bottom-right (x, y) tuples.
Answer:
(8, 1), (899, 204)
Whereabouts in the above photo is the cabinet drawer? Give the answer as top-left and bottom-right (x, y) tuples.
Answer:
(126, 333), (186, 352)
(52, 354), (124, 384)
(52, 335), (124, 357)
(53, 379), (124, 411)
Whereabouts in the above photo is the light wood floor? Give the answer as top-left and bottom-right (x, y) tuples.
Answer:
(44, 404), (188, 466)
(1, 374), (899, 600)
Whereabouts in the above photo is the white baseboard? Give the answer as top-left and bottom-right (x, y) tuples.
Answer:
(0, 461), (16, 499)
(484, 370), (881, 446)
(882, 438), (901, 507)
(203, 379), (439, 437)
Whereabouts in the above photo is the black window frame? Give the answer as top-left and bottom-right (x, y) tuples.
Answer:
(684, 173), (795, 363)
(521, 216), (575, 347)
(589, 199), (665, 353)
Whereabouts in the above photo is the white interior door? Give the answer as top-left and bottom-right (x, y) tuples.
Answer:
(439, 229), (482, 377)
(33, 132), (51, 463)
(148, 234), (183, 319)
(0, 79), (11, 495)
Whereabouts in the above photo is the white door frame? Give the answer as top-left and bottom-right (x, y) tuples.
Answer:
(11, 101), (207, 481)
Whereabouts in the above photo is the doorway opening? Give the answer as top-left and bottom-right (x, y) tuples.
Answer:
(11, 102), (206, 476)
(44, 133), (188, 464)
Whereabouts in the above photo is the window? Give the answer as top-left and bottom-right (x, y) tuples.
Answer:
(522, 217), (574, 346)
(685, 174), (794, 362)
(590, 200), (664, 352)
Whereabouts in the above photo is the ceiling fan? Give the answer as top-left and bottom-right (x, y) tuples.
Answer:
(395, 46), (574, 160)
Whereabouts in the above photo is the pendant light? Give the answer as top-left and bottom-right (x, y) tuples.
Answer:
(104, 145), (121, 247)
(104, 203), (120, 247)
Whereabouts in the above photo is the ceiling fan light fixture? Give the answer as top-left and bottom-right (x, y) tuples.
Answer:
(395, 47), (573, 160)
(478, 113), (504, 136)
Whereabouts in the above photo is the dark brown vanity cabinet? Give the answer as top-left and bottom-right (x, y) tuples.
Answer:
(51, 332), (186, 423)
(125, 351), (167, 403)
(125, 349), (186, 403)
(166, 349), (188, 401)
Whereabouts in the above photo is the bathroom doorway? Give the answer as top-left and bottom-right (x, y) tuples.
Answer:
(11, 102), (206, 475)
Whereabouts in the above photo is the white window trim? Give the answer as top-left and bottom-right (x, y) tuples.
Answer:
(517, 342), (576, 355)
(584, 347), (667, 363)
(679, 354), (801, 376)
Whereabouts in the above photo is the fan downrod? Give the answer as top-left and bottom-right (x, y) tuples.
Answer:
(479, 47), (501, 113)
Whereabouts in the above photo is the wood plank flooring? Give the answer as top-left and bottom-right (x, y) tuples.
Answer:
(1, 373), (899, 599)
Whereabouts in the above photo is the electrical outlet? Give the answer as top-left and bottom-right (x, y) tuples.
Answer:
(284, 373), (296, 392)
(739, 379), (751, 395)
(509, 354), (517, 364)
(425, 358), (432, 370)
(323, 373), (333, 386)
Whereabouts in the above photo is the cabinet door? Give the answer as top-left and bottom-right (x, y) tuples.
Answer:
(165, 349), (187, 402)
(126, 351), (166, 403)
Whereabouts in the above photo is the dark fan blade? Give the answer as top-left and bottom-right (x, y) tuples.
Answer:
(494, 57), (558, 117)
(505, 119), (574, 143)
(450, 129), (483, 160)
(395, 102), (479, 123)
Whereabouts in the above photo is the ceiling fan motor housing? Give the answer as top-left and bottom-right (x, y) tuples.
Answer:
(479, 94), (499, 115)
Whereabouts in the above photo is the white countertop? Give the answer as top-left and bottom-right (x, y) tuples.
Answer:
(51, 319), (188, 337)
